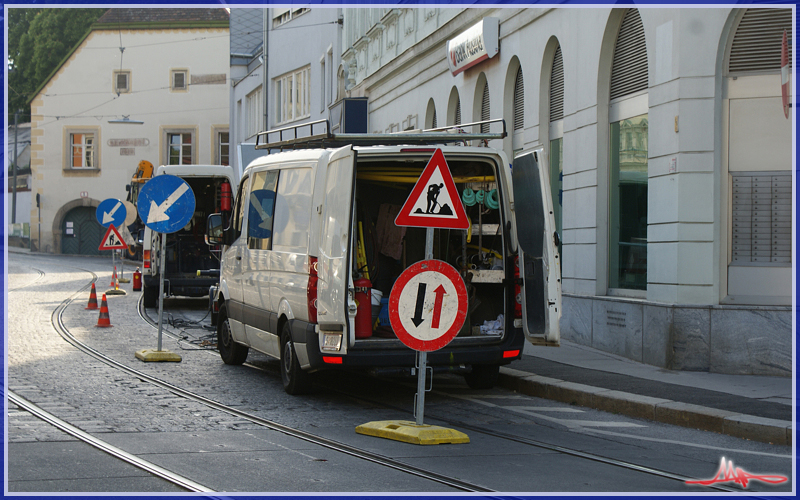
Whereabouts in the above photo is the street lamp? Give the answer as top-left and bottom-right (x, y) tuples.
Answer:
(108, 115), (144, 124)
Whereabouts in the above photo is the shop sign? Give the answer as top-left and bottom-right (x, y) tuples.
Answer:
(446, 18), (499, 76)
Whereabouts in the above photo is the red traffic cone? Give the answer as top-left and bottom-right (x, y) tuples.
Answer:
(110, 266), (118, 287)
(96, 294), (112, 328)
(85, 283), (99, 310)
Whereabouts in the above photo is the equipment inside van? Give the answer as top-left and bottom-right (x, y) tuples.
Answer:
(138, 164), (237, 308)
(206, 120), (560, 394)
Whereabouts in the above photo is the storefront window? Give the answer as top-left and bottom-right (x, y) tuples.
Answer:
(609, 114), (648, 290)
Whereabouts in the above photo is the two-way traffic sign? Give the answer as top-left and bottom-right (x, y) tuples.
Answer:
(388, 259), (467, 352)
(136, 174), (196, 234)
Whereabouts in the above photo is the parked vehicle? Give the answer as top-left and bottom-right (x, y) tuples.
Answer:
(140, 164), (237, 308)
(206, 120), (560, 394)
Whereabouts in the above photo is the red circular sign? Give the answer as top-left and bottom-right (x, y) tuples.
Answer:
(388, 259), (467, 352)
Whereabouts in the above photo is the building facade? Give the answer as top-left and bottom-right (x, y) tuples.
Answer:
(341, 7), (794, 376)
(28, 8), (230, 255)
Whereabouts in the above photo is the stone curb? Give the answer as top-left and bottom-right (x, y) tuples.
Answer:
(498, 367), (792, 446)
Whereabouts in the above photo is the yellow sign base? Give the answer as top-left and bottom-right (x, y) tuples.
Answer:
(356, 420), (469, 445)
(135, 349), (182, 362)
(105, 289), (127, 296)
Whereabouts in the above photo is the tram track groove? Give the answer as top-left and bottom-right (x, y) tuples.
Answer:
(42, 267), (494, 494)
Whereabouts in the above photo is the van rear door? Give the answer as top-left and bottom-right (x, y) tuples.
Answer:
(512, 149), (561, 346)
(316, 146), (357, 342)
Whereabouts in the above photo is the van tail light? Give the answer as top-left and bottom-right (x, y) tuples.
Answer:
(503, 350), (521, 359)
(143, 250), (151, 270)
(514, 256), (522, 320)
(307, 256), (318, 324)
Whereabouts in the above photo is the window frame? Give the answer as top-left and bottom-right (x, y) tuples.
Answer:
(171, 69), (189, 92)
(64, 127), (100, 171)
(113, 70), (131, 94)
(247, 170), (280, 250)
(162, 128), (197, 166)
(215, 128), (230, 166)
(274, 66), (311, 126)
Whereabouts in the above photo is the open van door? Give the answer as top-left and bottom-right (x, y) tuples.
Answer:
(512, 149), (561, 346)
(317, 146), (357, 344)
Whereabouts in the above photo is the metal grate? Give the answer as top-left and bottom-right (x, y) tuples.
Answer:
(514, 67), (525, 131)
(729, 8), (793, 74)
(550, 45), (564, 122)
(610, 9), (648, 101)
(455, 96), (462, 125)
(480, 83), (490, 133)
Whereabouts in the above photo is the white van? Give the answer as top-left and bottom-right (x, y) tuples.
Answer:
(140, 164), (237, 308)
(206, 121), (560, 394)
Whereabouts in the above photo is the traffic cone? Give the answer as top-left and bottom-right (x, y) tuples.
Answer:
(110, 266), (118, 287)
(95, 294), (112, 328)
(85, 283), (99, 310)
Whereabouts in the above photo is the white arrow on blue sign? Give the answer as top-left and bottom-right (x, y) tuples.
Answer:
(137, 174), (196, 234)
(96, 198), (127, 228)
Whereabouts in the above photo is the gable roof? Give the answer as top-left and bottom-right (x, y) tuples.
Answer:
(28, 8), (229, 104)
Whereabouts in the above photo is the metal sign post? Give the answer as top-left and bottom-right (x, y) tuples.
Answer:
(157, 232), (167, 352)
(414, 227), (434, 425)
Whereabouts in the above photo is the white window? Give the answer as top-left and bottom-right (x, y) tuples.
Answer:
(246, 86), (263, 138)
(274, 66), (311, 125)
(217, 131), (230, 166)
(114, 70), (130, 94)
(273, 7), (309, 28)
(166, 132), (193, 165)
(69, 132), (96, 169)
(171, 69), (188, 91)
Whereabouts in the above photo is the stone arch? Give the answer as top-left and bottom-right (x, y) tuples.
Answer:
(502, 55), (523, 156)
(52, 197), (100, 254)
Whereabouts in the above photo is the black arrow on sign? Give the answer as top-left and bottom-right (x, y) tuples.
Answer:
(411, 282), (427, 327)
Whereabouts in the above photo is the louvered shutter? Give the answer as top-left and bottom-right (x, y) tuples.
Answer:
(729, 8), (793, 73)
(514, 67), (525, 130)
(550, 45), (564, 122)
(455, 96), (461, 125)
(480, 83), (490, 133)
(610, 9), (648, 101)
(432, 109), (437, 129)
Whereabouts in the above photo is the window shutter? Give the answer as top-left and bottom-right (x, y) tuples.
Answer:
(550, 45), (564, 122)
(514, 67), (525, 131)
(610, 9), (648, 101)
(480, 82), (490, 133)
(432, 109), (437, 129)
(455, 96), (461, 125)
(729, 8), (793, 74)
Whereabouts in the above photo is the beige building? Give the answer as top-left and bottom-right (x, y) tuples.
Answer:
(28, 8), (230, 255)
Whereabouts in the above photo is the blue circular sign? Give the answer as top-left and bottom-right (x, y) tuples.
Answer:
(137, 175), (196, 234)
(96, 198), (127, 228)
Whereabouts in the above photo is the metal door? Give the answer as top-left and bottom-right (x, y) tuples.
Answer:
(61, 207), (102, 256)
(512, 149), (561, 345)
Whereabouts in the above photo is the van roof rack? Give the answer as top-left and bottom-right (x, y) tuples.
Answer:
(255, 119), (507, 150)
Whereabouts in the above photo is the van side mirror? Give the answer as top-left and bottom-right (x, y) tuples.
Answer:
(205, 213), (228, 246)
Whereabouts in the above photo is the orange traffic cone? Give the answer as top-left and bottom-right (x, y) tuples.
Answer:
(110, 266), (118, 287)
(85, 283), (99, 310)
(96, 294), (112, 328)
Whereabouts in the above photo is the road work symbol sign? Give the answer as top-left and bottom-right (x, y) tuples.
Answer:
(137, 174), (196, 234)
(389, 259), (467, 352)
(394, 148), (469, 229)
(96, 198), (127, 228)
(98, 224), (127, 251)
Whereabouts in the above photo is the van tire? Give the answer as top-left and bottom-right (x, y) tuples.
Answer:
(280, 322), (312, 395)
(143, 283), (157, 308)
(464, 364), (500, 390)
(217, 307), (248, 365)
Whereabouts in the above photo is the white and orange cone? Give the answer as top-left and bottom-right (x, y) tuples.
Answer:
(95, 294), (112, 328)
(85, 283), (99, 310)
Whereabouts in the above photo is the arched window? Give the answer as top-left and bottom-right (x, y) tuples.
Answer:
(548, 44), (564, 265)
(609, 8), (648, 291)
(513, 67), (524, 131)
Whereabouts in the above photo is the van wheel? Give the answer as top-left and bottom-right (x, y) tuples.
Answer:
(464, 364), (500, 390)
(217, 308), (248, 365)
(280, 322), (312, 395)
(142, 283), (157, 308)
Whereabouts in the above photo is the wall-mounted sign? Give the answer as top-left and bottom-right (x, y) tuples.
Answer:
(107, 138), (149, 147)
(446, 18), (499, 76)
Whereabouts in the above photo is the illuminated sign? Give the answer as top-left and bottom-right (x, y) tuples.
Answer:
(446, 18), (499, 76)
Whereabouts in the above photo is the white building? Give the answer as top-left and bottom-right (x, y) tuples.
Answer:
(341, 7), (794, 376)
(28, 8), (230, 255)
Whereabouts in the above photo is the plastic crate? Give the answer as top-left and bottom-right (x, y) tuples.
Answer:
(378, 297), (391, 326)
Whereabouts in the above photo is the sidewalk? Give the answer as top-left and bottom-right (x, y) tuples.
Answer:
(498, 339), (793, 446)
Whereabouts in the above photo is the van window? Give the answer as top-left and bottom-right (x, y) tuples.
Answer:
(232, 175), (250, 240)
(248, 170), (279, 249)
(272, 166), (313, 252)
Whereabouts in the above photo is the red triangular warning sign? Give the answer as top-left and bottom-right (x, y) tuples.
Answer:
(394, 148), (469, 229)
(99, 224), (128, 251)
